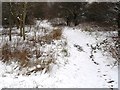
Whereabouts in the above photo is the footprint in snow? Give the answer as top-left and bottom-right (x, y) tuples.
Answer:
(107, 80), (114, 83)
(74, 44), (84, 52)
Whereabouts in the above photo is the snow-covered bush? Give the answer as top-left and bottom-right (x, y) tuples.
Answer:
(0, 23), (67, 75)
(0, 40), (56, 75)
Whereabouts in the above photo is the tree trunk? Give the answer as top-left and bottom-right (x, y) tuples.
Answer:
(66, 20), (69, 26)
(20, 14), (23, 37)
(16, 19), (20, 29)
(9, 3), (12, 41)
(118, 13), (120, 38)
(118, 30), (120, 37)
(74, 21), (78, 26)
(66, 17), (70, 26)
(117, 12), (120, 63)
(9, 24), (12, 41)
(22, 2), (27, 40)
(73, 13), (78, 26)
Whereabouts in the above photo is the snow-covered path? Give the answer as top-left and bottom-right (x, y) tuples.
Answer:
(60, 27), (118, 88)
(0, 27), (118, 89)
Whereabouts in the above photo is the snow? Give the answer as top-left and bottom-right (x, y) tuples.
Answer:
(0, 21), (118, 89)
(62, 27), (118, 88)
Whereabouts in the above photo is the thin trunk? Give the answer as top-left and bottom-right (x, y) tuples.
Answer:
(9, 3), (12, 41)
(66, 18), (70, 26)
(118, 30), (120, 37)
(23, 2), (27, 40)
(9, 24), (12, 41)
(74, 20), (78, 26)
(118, 13), (120, 38)
(73, 13), (78, 26)
(16, 19), (19, 29)
(66, 20), (69, 26)
(20, 14), (23, 37)
(117, 13), (120, 63)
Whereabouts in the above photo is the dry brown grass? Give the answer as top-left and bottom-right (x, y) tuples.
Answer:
(40, 27), (62, 43)
(50, 27), (62, 40)
(12, 49), (30, 67)
(1, 43), (12, 62)
(0, 27), (62, 75)
(1, 42), (56, 75)
(1, 43), (30, 67)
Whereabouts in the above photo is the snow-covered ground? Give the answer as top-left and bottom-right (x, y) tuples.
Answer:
(0, 21), (118, 89)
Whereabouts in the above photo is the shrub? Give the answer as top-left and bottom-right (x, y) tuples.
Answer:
(40, 27), (62, 43)
(51, 27), (62, 40)
(1, 43), (12, 62)
(11, 49), (30, 67)
(0, 26), (63, 75)
(0, 42), (56, 75)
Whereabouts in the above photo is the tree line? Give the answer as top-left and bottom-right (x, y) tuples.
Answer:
(2, 2), (120, 41)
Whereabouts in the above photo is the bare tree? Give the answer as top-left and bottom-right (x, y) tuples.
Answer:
(58, 2), (88, 26)
(16, 2), (27, 40)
